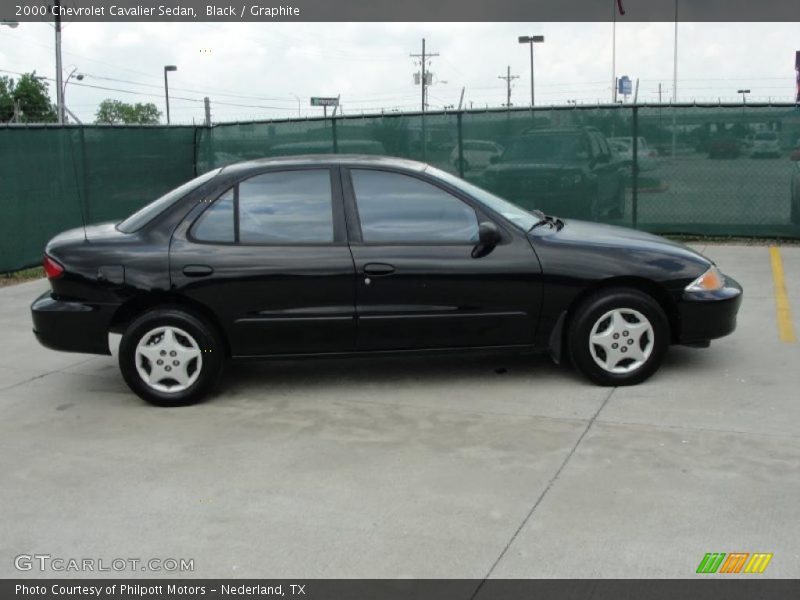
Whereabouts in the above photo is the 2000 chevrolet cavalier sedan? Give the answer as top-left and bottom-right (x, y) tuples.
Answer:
(32, 155), (742, 406)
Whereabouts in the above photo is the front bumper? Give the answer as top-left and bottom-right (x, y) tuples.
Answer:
(31, 291), (117, 355)
(676, 274), (743, 344)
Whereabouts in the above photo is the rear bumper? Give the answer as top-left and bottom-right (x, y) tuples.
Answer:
(31, 291), (116, 355)
(676, 274), (743, 344)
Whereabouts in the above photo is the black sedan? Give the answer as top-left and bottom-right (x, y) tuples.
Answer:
(32, 155), (742, 406)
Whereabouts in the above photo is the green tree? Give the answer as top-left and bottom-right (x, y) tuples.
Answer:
(0, 72), (57, 123)
(95, 99), (161, 124)
(0, 76), (13, 122)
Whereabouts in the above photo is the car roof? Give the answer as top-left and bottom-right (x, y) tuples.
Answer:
(219, 154), (427, 174)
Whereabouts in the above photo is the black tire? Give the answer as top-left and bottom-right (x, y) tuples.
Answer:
(567, 288), (669, 386)
(119, 307), (224, 406)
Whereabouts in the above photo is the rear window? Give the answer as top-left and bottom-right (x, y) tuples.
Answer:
(116, 168), (221, 233)
(755, 132), (778, 141)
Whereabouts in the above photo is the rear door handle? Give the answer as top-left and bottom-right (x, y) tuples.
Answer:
(182, 264), (214, 277)
(363, 263), (396, 276)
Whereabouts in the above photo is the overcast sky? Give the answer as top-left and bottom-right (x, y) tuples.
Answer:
(0, 21), (798, 124)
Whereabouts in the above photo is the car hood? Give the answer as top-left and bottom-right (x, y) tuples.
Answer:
(486, 161), (583, 174)
(532, 218), (712, 267)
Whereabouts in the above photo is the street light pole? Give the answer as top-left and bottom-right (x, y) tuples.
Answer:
(61, 67), (83, 122)
(163, 65), (177, 125)
(518, 35), (545, 108)
(290, 93), (301, 118)
(671, 0), (679, 158)
(54, 0), (64, 124)
(737, 89), (750, 104)
(673, 0), (679, 104)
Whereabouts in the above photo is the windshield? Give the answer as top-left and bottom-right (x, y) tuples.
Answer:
(503, 133), (588, 162)
(116, 168), (222, 233)
(426, 166), (540, 231)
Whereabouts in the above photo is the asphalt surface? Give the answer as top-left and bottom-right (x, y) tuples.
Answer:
(1, 244), (798, 579)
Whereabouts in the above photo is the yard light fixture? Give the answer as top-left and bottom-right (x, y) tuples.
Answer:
(60, 67), (84, 124)
(518, 35), (545, 108)
(737, 89), (750, 104)
(164, 65), (178, 125)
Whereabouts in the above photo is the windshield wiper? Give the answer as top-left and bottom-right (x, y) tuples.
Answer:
(529, 211), (564, 231)
(530, 210), (555, 230)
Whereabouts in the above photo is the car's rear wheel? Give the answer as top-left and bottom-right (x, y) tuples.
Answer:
(567, 288), (669, 386)
(119, 307), (224, 406)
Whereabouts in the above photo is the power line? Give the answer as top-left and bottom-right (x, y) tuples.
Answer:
(0, 67), (298, 111)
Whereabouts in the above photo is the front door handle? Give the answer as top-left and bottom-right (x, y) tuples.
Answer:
(363, 263), (396, 276)
(182, 264), (214, 277)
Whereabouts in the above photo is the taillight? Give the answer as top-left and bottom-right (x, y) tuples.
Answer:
(43, 254), (64, 279)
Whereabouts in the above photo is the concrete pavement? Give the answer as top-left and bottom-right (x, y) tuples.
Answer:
(0, 244), (798, 579)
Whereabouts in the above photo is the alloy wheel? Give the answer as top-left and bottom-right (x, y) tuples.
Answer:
(588, 308), (654, 374)
(134, 326), (203, 393)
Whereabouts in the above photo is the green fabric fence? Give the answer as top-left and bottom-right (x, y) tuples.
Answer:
(0, 125), (196, 272)
(3, 104), (800, 273)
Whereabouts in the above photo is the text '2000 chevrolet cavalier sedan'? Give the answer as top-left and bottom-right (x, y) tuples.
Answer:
(32, 155), (742, 406)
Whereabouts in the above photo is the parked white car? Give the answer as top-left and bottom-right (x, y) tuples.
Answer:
(607, 136), (659, 172)
(450, 140), (504, 172)
(750, 131), (781, 158)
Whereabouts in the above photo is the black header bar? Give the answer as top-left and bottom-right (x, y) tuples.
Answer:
(2, 0), (799, 23)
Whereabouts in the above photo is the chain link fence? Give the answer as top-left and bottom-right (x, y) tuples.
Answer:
(3, 104), (800, 272)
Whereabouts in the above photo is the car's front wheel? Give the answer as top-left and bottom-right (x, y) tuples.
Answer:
(119, 307), (224, 406)
(567, 288), (669, 386)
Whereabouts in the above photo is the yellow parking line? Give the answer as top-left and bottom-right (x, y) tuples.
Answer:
(769, 246), (796, 343)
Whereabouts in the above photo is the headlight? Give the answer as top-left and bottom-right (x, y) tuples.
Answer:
(685, 265), (724, 292)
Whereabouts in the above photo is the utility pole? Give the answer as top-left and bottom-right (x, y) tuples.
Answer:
(612, 0), (625, 103)
(54, 0), (64, 124)
(498, 66), (519, 108)
(204, 97), (211, 126)
(612, 0), (617, 103)
(410, 38), (439, 161)
(410, 38), (438, 112)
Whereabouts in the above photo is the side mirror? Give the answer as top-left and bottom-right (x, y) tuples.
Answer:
(489, 155), (500, 165)
(478, 222), (502, 246)
(473, 222), (502, 258)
